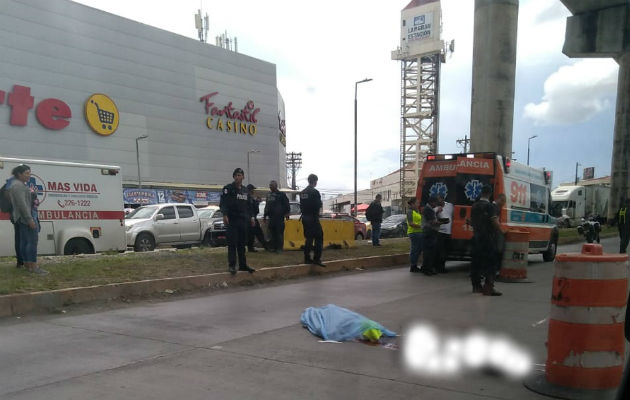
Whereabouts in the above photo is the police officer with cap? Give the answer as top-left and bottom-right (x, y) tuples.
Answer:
(220, 168), (255, 275)
(300, 173), (325, 267)
(246, 183), (267, 252)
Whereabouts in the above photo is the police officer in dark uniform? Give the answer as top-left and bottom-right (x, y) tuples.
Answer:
(220, 168), (256, 275)
(264, 180), (290, 253)
(300, 174), (325, 267)
(246, 184), (267, 252)
(470, 185), (501, 296)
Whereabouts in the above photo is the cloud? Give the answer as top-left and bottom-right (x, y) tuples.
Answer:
(523, 59), (618, 126)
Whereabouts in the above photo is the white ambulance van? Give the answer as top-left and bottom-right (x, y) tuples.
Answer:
(416, 152), (559, 261)
(0, 157), (126, 255)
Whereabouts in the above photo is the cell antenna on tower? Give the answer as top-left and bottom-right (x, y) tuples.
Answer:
(194, 8), (209, 43)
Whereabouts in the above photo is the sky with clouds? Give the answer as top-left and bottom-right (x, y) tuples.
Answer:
(73, 0), (620, 197)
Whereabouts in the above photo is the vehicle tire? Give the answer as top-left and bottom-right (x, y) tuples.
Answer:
(201, 231), (213, 247)
(355, 232), (363, 241)
(134, 233), (156, 252)
(542, 239), (557, 262)
(63, 238), (94, 255)
(565, 220), (571, 228)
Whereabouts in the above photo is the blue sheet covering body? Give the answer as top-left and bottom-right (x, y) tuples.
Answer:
(300, 304), (396, 341)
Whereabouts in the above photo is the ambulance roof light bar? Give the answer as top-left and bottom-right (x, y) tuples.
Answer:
(425, 152), (497, 161)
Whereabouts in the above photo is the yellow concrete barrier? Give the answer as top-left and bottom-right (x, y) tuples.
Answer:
(282, 219), (355, 250)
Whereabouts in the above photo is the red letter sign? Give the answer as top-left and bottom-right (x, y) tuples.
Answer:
(7, 85), (34, 126)
(36, 98), (72, 130)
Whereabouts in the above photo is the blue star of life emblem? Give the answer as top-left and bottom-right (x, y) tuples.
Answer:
(464, 180), (483, 201)
(429, 182), (448, 199)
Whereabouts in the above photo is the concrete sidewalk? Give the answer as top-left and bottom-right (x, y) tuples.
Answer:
(1, 238), (622, 399)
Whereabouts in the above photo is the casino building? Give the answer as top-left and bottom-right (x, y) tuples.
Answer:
(0, 0), (287, 206)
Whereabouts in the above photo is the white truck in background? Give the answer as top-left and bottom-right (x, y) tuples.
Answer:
(550, 184), (610, 227)
(0, 157), (126, 256)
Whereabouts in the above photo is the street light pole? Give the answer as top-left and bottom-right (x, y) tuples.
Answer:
(527, 135), (537, 166)
(354, 77), (372, 217)
(247, 150), (260, 185)
(135, 135), (148, 188)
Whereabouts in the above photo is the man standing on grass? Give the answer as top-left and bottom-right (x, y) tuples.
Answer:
(220, 168), (256, 275)
(300, 174), (325, 267)
(264, 180), (290, 253)
(366, 194), (384, 246)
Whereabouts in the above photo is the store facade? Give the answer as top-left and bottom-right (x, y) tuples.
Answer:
(0, 0), (287, 206)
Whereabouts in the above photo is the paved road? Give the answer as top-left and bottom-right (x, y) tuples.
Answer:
(0, 238), (624, 399)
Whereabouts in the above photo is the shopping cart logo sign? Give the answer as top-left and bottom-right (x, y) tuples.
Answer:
(85, 94), (119, 136)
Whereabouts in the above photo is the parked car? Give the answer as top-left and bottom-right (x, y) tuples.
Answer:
(380, 214), (407, 238)
(321, 212), (367, 240)
(356, 214), (372, 239)
(197, 206), (227, 246)
(125, 203), (214, 251)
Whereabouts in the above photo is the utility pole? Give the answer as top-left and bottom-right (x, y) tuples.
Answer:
(286, 152), (302, 190)
(456, 135), (470, 153)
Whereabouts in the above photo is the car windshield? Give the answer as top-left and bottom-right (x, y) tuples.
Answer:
(198, 209), (214, 218)
(126, 205), (158, 219)
(383, 214), (406, 223)
(357, 215), (367, 223)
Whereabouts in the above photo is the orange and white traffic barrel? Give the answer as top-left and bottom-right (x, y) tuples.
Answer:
(525, 243), (629, 399)
(497, 230), (529, 282)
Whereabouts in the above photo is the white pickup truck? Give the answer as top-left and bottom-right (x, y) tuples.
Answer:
(124, 203), (217, 251)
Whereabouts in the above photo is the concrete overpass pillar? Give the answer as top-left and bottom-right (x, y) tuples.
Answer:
(469, 0), (519, 158)
(610, 53), (630, 221)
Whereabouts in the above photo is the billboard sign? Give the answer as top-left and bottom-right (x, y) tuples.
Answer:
(407, 13), (434, 42)
(583, 167), (594, 180)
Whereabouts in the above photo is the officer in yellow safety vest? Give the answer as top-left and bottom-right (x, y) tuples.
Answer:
(407, 198), (424, 273)
(618, 198), (630, 254)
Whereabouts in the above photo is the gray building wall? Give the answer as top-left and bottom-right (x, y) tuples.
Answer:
(0, 0), (284, 188)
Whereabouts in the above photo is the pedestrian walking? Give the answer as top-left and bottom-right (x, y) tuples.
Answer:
(406, 198), (423, 273)
(219, 168), (256, 275)
(434, 195), (453, 273)
(618, 198), (630, 254)
(470, 185), (501, 296)
(366, 194), (384, 246)
(300, 174), (325, 267)
(7, 164), (47, 275)
(419, 196), (441, 276)
(264, 180), (290, 253)
(2, 175), (23, 268)
(246, 184), (267, 252)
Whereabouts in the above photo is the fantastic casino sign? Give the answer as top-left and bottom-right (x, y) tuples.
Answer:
(200, 92), (260, 136)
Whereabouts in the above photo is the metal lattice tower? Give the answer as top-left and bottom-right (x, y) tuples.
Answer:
(398, 53), (441, 200)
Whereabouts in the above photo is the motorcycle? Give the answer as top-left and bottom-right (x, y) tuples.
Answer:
(577, 218), (601, 244)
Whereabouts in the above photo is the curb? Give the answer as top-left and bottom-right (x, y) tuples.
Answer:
(0, 254), (409, 318)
